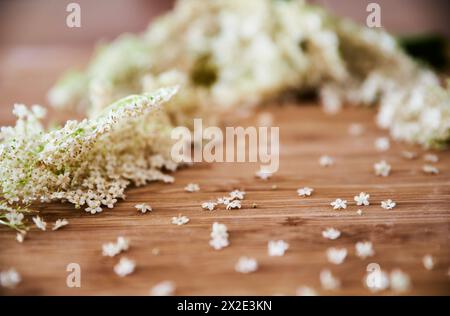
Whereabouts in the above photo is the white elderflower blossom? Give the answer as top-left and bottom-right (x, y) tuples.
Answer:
(0, 268), (21, 288)
(114, 257), (136, 277)
(319, 155), (334, 167)
(374, 160), (391, 177)
(184, 183), (200, 192)
(374, 137), (390, 152)
(201, 201), (217, 211)
(229, 189), (245, 200)
(354, 192), (370, 206)
(102, 236), (130, 257)
(16, 232), (25, 243)
(150, 281), (176, 296)
(226, 200), (241, 210)
(235, 257), (258, 274)
(52, 219), (69, 231)
(330, 198), (347, 210)
(322, 228), (341, 240)
(381, 199), (396, 210)
(268, 240), (289, 257)
(355, 241), (375, 259)
(6, 210), (24, 226)
(326, 247), (347, 265)
(171, 215), (189, 226)
(32, 216), (47, 231)
(422, 255), (435, 270)
(422, 165), (439, 175)
(297, 187), (314, 197)
(135, 203), (152, 214)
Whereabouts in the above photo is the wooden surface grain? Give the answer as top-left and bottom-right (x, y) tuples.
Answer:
(0, 47), (449, 296)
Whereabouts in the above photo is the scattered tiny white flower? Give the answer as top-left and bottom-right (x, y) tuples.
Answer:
(16, 232), (25, 243)
(422, 255), (435, 270)
(52, 218), (69, 231)
(229, 189), (245, 200)
(326, 247), (347, 265)
(210, 222), (229, 250)
(6, 210), (24, 226)
(235, 257), (258, 274)
(201, 201), (217, 211)
(226, 199), (241, 210)
(374, 160), (391, 177)
(330, 198), (347, 210)
(171, 215), (189, 226)
(355, 241), (375, 259)
(0, 268), (21, 288)
(374, 137), (390, 152)
(365, 264), (389, 292)
(319, 155), (334, 167)
(296, 286), (317, 296)
(32, 215), (47, 231)
(135, 203), (152, 213)
(381, 199), (396, 210)
(320, 269), (340, 290)
(422, 164), (439, 175)
(268, 240), (289, 257)
(184, 183), (200, 192)
(297, 187), (314, 197)
(390, 269), (411, 292)
(217, 197), (231, 205)
(401, 151), (417, 160)
(102, 236), (129, 257)
(114, 257), (136, 277)
(348, 123), (364, 136)
(424, 153), (439, 163)
(354, 192), (370, 206)
(322, 228), (341, 240)
(356, 209), (363, 216)
(150, 281), (175, 296)
(255, 166), (273, 180)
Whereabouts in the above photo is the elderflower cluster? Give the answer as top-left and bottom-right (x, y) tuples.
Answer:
(0, 88), (178, 230)
(48, 0), (449, 149)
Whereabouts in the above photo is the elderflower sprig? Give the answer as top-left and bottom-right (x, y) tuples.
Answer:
(0, 87), (178, 232)
(0, 202), (36, 233)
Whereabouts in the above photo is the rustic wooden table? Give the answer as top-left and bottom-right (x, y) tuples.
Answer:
(0, 47), (449, 295)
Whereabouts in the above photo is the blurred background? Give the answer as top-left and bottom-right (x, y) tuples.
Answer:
(0, 0), (448, 122)
(0, 0), (448, 46)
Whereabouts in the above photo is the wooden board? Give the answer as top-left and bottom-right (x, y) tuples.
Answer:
(0, 47), (449, 295)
